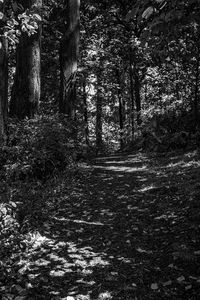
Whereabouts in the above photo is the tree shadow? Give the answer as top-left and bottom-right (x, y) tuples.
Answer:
(4, 150), (200, 299)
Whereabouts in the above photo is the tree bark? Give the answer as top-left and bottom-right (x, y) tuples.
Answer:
(96, 73), (103, 151)
(59, 0), (80, 118)
(0, 36), (8, 145)
(10, 0), (42, 119)
(83, 78), (89, 145)
(129, 49), (135, 141)
(131, 49), (141, 125)
(134, 67), (141, 125)
(116, 68), (125, 148)
(194, 46), (200, 129)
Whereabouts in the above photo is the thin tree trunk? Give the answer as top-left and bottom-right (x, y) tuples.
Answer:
(59, 0), (80, 118)
(194, 47), (200, 129)
(83, 78), (89, 145)
(10, 0), (42, 119)
(129, 49), (134, 141)
(0, 36), (8, 144)
(131, 49), (142, 125)
(134, 67), (141, 125)
(116, 69), (125, 148)
(96, 73), (103, 151)
(118, 91), (124, 148)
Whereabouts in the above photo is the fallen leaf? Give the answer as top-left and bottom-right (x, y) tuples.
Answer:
(151, 283), (159, 290)
(162, 280), (172, 286)
(177, 276), (185, 283)
(185, 285), (192, 290)
(136, 247), (152, 254)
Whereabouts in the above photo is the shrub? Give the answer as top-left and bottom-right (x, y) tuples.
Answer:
(4, 114), (77, 182)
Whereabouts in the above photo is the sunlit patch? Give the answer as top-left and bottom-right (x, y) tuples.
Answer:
(50, 270), (66, 277)
(100, 209), (113, 217)
(155, 212), (178, 220)
(52, 216), (105, 226)
(49, 290), (60, 296)
(98, 291), (112, 299)
(27, 231), (54, 249)
(93, 165), (147, 173)
(138, 185), (155, 192)
(35, 258), (50, 267)
(117, 257), (132, 263)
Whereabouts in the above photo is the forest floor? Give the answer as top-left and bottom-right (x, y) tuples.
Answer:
(1, 150), (200, 300)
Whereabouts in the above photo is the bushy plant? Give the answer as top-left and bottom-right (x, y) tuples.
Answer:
(3, 114), (77, 182)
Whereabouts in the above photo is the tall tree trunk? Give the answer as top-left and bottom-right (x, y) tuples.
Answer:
(59, 0), (80, 118)
(116, 69), (125, 148)
(194, 46), (200, 129)
(83, 78), (89, 145)
(10, 0), (42, 119)
(0, 36), (8, 145)
(134, 67), (141, 125)
(131, 49), (141, 125)
(96, 73), (103, 152)
(129, 49), (135, 141)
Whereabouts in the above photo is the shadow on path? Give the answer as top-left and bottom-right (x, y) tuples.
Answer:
(4, 151), (200, 299)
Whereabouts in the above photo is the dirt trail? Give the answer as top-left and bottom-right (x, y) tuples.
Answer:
(3, 151), (200, 299)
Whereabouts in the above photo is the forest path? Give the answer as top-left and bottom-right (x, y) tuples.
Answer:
(6, 151), (200, 299)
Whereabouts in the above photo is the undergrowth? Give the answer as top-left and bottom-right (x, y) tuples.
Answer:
(0, 114), (87, 272)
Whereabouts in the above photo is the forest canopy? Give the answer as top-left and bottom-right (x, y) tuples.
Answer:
(0, 0), (199, 152)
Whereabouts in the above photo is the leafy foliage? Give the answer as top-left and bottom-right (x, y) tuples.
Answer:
(2, 115), (77, 182)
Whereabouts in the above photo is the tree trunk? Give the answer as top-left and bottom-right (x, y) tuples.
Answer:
(59, 0), (80, 118)
(83, 78), (89, 145)
(116, 69), (125, 148)
(95, 70), (103, 151)
(0, 36), (8, 145)
(194, 46), (200, 129)
(10, 0), (42, 119)
(129, 49), (135, 141)
(134, 67), (141, 125)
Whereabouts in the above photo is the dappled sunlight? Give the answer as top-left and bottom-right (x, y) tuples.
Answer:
(2, 151), (200, 299)
(12, 229), (112, 299)
(138, 185), (156, 192)
(93, 165), (147, 173)
(52, 216), (106, 226)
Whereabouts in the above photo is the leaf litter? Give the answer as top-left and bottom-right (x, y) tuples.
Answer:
(1, 151), (200, 299)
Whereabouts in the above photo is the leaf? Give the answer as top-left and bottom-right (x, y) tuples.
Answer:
(162, 280), (172, 286)
(136, 247), (152, 254)
(33, 13), (42, 21)
(151, 283), (159, 290)
(185, 285), (192, 290)
(9, 201), (17, 208)
(142, 7), (154, 19)
(177, 276), (185, 283)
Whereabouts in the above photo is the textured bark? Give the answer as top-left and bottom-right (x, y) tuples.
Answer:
(83, 78), (89, 145)
(134, 68), (141, 125)
(129, 50), (135, 141)
(0, 37), (8, 144)
(10, 0), (42, 119)
(96, 73), (103, 150)
(59, 0), (80, 118)
(116, 69), (125, 148)
(194, 48), (200, 129)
